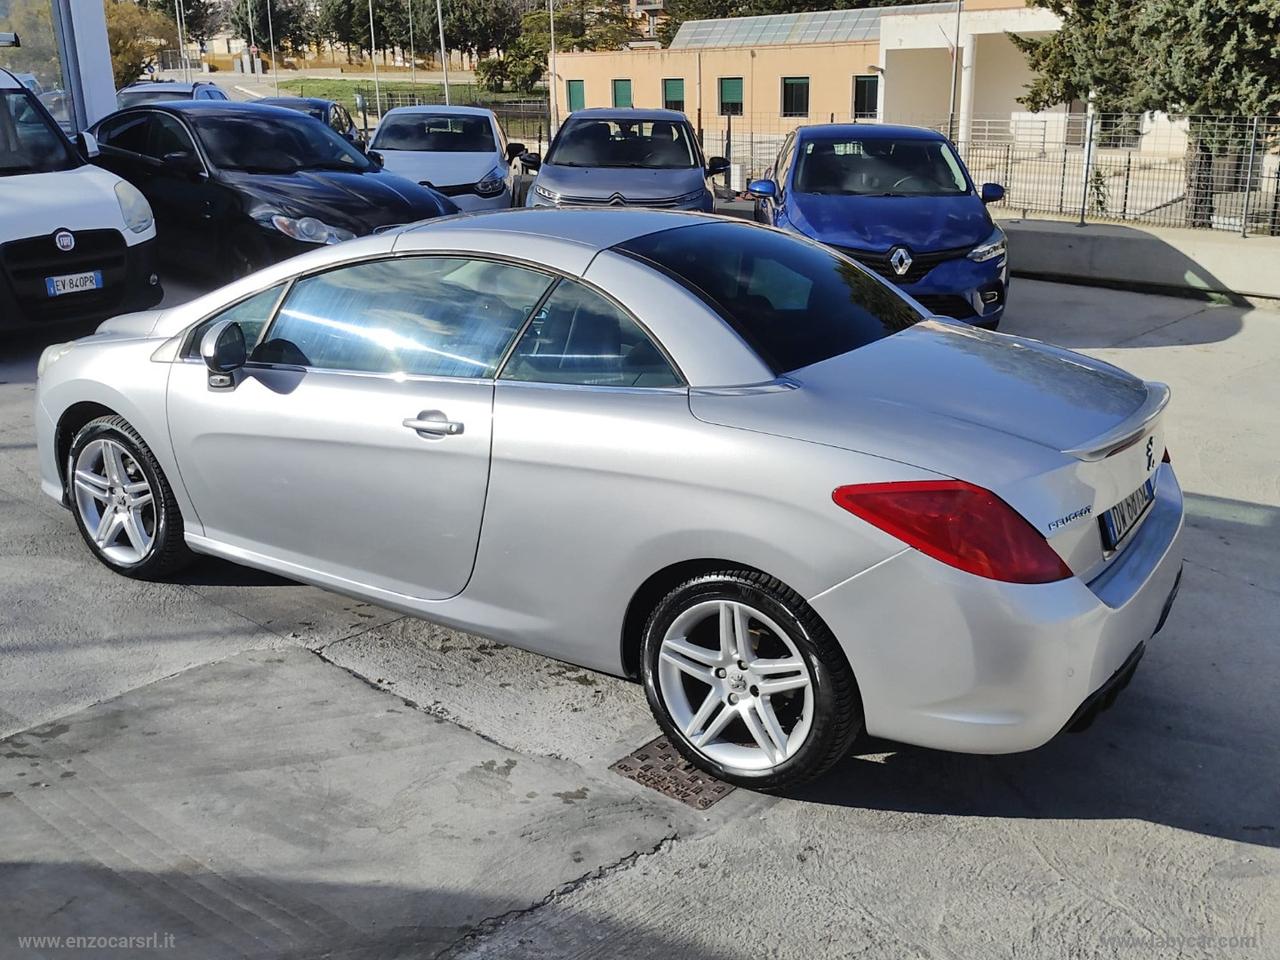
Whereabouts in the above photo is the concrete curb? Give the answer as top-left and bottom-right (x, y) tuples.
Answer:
(998, 216), (1280, 306)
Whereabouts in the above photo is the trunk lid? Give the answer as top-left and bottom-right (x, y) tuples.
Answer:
(690, 321), (1167, 577)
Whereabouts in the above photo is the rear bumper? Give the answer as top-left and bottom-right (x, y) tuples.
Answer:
(0, 235), (161, 333)
(808, 463), (1184, 754)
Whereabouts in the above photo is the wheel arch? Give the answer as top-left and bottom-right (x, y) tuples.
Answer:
(55, 401), (122, 498)
(619, 558), (857, 686)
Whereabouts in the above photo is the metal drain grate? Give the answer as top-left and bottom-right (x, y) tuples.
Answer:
(610, 736), (735, 809)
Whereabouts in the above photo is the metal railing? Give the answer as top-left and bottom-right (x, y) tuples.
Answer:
(697, 111), (1280, 236)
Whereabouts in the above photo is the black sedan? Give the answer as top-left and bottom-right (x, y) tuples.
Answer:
(88, 101), (457, 281)
(258, 96), (366, 150)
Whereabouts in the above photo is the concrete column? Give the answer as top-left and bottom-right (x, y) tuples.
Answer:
(958, 32), (976, 144)
(53, 0), (115, 128)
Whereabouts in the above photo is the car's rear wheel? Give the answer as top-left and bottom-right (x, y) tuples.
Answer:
(641, 569), (862, 790)
(67, 416), (192, 580)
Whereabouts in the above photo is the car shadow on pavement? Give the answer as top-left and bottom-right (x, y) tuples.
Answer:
(794, 492), (1280, 850)
(0, 862), (743, 960)
(172, 555), (297, 588)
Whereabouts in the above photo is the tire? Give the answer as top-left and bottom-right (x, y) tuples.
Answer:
(641, 569), (862, 790)
(66, 415), (193, 581)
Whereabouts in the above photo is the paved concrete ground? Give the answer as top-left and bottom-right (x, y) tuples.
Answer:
(1, 279), (1277, 959)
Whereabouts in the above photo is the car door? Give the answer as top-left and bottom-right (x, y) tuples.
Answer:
(92, 110), (157, 193)
(139, 113), (216, 263)
(166, 254), (555, 601)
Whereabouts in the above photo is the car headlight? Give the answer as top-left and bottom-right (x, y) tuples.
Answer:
(37, 342), (73, 379)
(533, 183), (560, 205)
(475, 165), (507, 197)
(114, 180), (153, 234)
(673, 188), (707, 207)
(968, 227), (1007, 263)
(265, 214), (356, 245)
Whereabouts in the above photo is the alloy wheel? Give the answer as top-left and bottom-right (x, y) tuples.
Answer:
(71, 437), (157, 565)
(657, 599), (814, 774)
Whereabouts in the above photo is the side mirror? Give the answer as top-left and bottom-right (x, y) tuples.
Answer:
(706, 156), (730, 176)
(76, 130), (99, 159)
(366, 149), (384, 167)
(518, 151), (541, 170)
(200, 319), (246, 388)
(506, 141), (526, 162)
(980, 182), (1005, 204)
(162, 150), (202, 177)
(747, 178), (777, 199)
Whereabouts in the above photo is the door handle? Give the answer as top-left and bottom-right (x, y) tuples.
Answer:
(403, 411), (464, 437)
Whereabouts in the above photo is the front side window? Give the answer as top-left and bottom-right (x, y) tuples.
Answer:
(255, 258), (554, 378)
(189, 111), (371, 173)
(781, 77), (809, 118)
(148, 114), (197, 161)
(501, 280), (680, 388)
(184, 284), (287, 359)
(371, 113), (496, 153)
(546, 118), (697, 169)
(793, 136), (969, 197)
(718, 77), (743, 116)
(618, 221), (920, 374)
(0, 89), (80, 175)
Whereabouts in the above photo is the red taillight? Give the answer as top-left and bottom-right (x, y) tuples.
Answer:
(1162, 447), (1171, 464)
(832, 480), (1073, 584)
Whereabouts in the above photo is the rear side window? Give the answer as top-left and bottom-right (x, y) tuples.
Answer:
(255, 257), (553, 378)
(617, 221), (920, 374)
(96, 112), (152, 155)
(500, 280), (680, 388)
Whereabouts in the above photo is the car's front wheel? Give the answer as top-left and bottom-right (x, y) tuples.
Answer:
(67, 415), (192, 580)
(641, 569), (862, 790)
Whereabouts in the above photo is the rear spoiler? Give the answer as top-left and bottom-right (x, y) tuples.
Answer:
(1062, 381), (1170, 462)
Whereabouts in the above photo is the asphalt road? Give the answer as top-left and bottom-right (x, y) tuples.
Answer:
(1, 278), (1277, 959)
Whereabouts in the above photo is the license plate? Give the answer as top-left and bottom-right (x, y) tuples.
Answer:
(45, 270), (103, 297)
(1099, 476), (1156, 550)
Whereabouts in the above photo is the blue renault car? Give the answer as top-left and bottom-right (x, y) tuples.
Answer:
(749, 123), (1008, 328)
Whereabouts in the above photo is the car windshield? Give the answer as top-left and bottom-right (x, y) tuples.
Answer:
(117, 88), (192, 109)
(372, 114), (495, 152)
(793, 137), (969, 196)
(190, 112), (372, 173)
(0, 88), (80, 176)
(618, 221), (920, 374)
(546, 119), (698, 169)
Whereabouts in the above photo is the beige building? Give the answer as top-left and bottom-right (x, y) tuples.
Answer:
(554, 0), (1072, 143)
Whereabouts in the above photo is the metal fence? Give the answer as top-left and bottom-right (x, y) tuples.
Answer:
(699, 111), (1280, 236)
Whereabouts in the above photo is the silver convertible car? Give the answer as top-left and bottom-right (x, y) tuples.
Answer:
(35, 210), (1184, 789)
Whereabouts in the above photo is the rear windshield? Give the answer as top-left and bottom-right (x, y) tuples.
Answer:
(372, 114), (496, 152)
(546, 119), (698, 169)
(117, 89), (192, 109)
(617, 221), (920, 374)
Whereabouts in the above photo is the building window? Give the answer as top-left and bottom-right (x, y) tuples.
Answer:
(612, 79), (633, 109)
(718, 77), (743, 116)
(566, 79), (585, 113)
(853, 75), (879, 119)
(662, 78), (685, 113)
(781, 77), (809, 118)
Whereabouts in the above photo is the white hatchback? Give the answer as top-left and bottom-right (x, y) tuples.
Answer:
(369, 105), (522, 212)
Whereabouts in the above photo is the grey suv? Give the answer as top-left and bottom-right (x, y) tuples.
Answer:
(522, 108), (728, 211)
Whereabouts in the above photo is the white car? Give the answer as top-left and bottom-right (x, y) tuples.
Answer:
(1, 67), (161, 332)
(369, 105), (523, 212)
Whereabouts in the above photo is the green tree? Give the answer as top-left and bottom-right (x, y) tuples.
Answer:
(443, 0), (522, 59)
(227, 0), (316, 56)
(138, 0), (224, 46)
(1012, 0), (1280, 227)
(104, 0), (178, 88)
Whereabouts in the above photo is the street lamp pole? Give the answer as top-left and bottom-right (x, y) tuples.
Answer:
(547, 0), (557, 132)
(367, 0), (381, 114)
(265, 0), (279, 95)
(435, 0), (449, 105)
(407, 0), (417, 88)
(946, 0), (962, 141)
